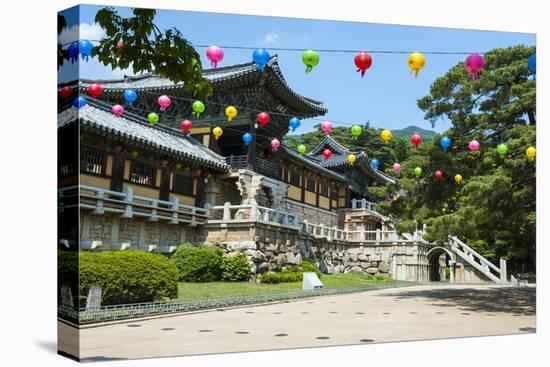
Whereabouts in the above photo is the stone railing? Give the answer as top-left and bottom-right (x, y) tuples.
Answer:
(448, 236), (506, 283)
(350, 198), (376, 211)
(60, 185), (210, 226)
(207, 201), (300, 227)
(302, 221), (402, 243)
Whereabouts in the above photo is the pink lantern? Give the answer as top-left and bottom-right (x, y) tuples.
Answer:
(321, 120), (332, 135)
(206, 45), (224, 68)
(464, 53), (485, 80)
(469, 140), (480, 152)
(271, 138), (281, 152)
(157, 95), (171, 112)
(393, 163), (401, 174)
(111, 104), (124, 117)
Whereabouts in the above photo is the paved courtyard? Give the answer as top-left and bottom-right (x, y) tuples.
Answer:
(59, 284), (536, 361)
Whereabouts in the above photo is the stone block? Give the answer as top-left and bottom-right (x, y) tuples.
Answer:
(256, 262), (269, 273)
(251, 250), (266, 262)
(347, 266), (364, 274)
(360, 262), (371, 269)
(357, 253), (368, 261)
(350, 253), (358, 262)
(369, 254), (381, 262)
(366, 267), (379, 274)
(378, 261), (390, 273)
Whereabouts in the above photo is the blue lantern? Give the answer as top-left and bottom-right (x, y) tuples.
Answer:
(242, 132), (253, 146)
(252, 48), (270, 71)
(67, 41), (79, 63)
(528, 53), (536, 78)
(439, 136), (452, 152)
(79, 40), (94, 61)
(289, 117), (301, 132)
(73, 96), (87, 108)
(370, 159), (379, 170)
(123, 89), (138, 106)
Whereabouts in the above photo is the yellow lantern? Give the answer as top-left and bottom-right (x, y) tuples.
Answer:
(380, 129), (392, 144)
(408, 52), (426, 78)
(212, 126), (223, 140)
(454, 174), (463, 185)
(526, 146), (536, 161)
(130, 150), (139, 158)
(175, 163), (182, 170)
(225, 106), (238, 122)
(347, 153), (357, 166)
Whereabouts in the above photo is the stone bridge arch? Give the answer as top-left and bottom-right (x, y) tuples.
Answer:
(426, 246), (455, 282)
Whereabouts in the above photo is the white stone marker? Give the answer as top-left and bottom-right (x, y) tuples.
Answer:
(303, 272), (324, 291)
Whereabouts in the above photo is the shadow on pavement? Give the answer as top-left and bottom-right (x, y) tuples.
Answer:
(377, 286), (536, 315)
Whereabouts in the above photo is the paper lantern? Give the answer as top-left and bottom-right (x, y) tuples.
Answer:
(323, 149), (332, 160)
(497, 143), (508, 158)
(393, 163), (401, 173)
(407, 52), (426, 78)
(370, 159), (379, 170)
(212, 126), (223, 140)
(252, 48), (270, 71)
(257, 112), (270, 127)
(297, 144), (307, 155)
(380, 129), (392, 144)
(434, 170), (443, 182)
(59, 86), (73, 99)
(414, 166), (422, 177)
(469, 140), (480, 152)
(192, 100), (205, 117)
(79, 40), (94, 61)
(225, 106), (237, 122)
(321, 120), (332, 135)
(271, 138), (281, 152)
(528, 53), (536, 77)
(112, 104), (124, 117)
(123, 89), (137, 106)
(439, 136), (451, 152)
(175, 163), (182, 170)
(302, 50), (320, 73)
(411, 133), (422, 149)
(181, 119), (192, 133)
(464, 53), (485, 80)
(526, 146), (536, 161)
(289, 117), (301, 132)
(87, 83), (103, 98)
(351, 125), (362, 140)
(242, 132), (253, 146)
(67, 42), (79, 63)
(130, 150), (139, 158)
(206, 45), (224, 68)
(347, 154), (357, 166)
(454, 174), (463, 185)
(148, 112), (159, 125)
(157, 95), (171, 112)
(73, 96), (87, 108)
(354, 51), (372, 77)
(116, 39), (124, 49)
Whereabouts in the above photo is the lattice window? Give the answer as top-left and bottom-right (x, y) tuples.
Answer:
(320, 180), (329, 197)
(290, 170), (301, 186)
(306, 177), (316, 192)
(130, 160), (156, 186)
(80, 147), (105, 176)
(172, 174), (194, 196)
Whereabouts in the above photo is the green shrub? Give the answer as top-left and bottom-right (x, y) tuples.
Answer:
(58, 250), (79, 307)
(79, 250), (178, 306)
(301, 260), (321, 277)
(171, 244), (223, 282)
(260, 271), (302, 284)
(221, 253), (252, 281)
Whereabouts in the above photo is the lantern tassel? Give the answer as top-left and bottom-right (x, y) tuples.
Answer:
(305, 66), (312, 73)
(414, 69), (419, 78)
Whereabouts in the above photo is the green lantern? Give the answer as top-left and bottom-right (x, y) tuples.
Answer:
(147, 112), (159, 125)
(497, 143), (508, 158)
(302, 49), (319, 73)
(297, 144), (307, 155)
(192, 100), (206, 117)
(351, 125), (362, 140)
(414, 166), (422, 177)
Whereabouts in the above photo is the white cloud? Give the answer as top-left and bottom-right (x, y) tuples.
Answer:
(260, 33), (280, 46)
(58, 23), (105, 45)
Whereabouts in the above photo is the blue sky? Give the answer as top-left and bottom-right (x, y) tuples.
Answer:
(59, 5), (535, 134)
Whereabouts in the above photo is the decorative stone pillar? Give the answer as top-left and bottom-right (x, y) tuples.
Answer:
(203, 177), (220, 207)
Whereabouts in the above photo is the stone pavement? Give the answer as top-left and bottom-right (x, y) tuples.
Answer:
(59, 284), (536, 361)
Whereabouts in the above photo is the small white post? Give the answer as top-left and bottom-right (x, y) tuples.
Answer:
(376, 228), (381, 241)
(95, 190), (105, 215)
(303, 219), (308, 234)
(500, 258), (507, 283)
(223, 202), (232, 221)
(250, 200), (258, 221)
(123, 187), (133, 218)
(351, 198), (357, 209)
(170, 196), (179, 224)
(150, 200), (158, 221)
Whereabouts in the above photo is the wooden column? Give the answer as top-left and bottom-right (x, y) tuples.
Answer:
(110, 147), (125, 192)
(315, 176), (320, 207)
(159, 162), (170, 202)
(300, 173), (306, 203)
(329, 179), (333, 211)
(246, 113), (256, 171)
(345, 181), (351, 208)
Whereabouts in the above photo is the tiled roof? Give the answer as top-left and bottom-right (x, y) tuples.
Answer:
(281, 145), (346, 182)
(57, 99), (229, 171)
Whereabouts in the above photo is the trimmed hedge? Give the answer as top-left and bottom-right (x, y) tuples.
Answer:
(58, 250), (79, 307)
(260, 260), (321, 284)
(80, 251), (179, 306)
(171, 245), (223, 282)
(221, 253), (253, 281)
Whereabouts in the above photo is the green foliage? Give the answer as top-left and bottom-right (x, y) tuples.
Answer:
(171, 245), (223, 282)
(260, 260), (321, 283)
(221, 253), (253, 281)
(373, 45), (536, 270)
(58, 250), (79, 307)
(392, 126), (437, 141)
(79, 251), (179, 306)
(300, 260), (322, 277)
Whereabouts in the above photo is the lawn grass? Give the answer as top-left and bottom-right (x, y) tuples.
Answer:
(177, 273), (399, 301)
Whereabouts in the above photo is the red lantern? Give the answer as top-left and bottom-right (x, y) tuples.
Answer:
(354, 51), (372, 77)
(323, 149), (332, 160)
(60, 86), (73, 99)
(194, 168), (202, 177)
(181, 119), (192, 133)
(411, 133), (422, 149)
(87, 83), (103, 98)
(434, 170), (443, 182)
(257, 112), (270, 127)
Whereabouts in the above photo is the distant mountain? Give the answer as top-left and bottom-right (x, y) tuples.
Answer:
(390, 126), (437, 141)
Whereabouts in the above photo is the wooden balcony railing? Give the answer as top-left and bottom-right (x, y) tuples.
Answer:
(224, 155), (280, 179)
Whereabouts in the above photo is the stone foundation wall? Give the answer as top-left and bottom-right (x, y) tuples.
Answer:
(282, 199), (339, 227)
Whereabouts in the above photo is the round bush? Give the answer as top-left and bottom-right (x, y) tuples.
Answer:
(171, 245), (223, 282)
(221, 253), (252, 281)
(79, 250), (179, 306)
